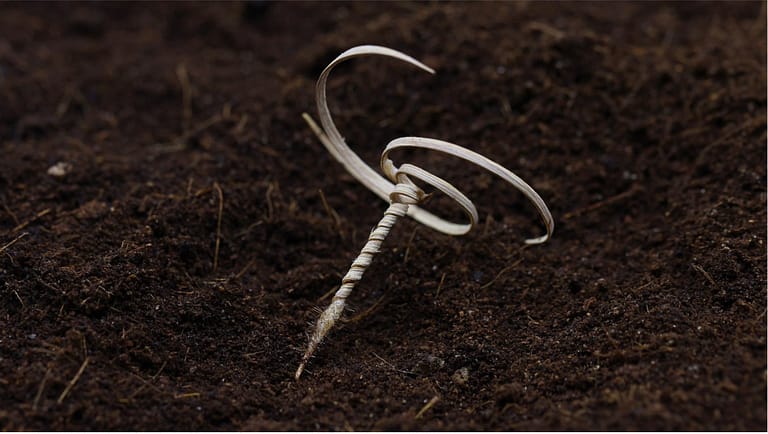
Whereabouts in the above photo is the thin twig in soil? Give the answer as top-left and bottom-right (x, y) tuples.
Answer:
(471, 399), (497, 415)
(36, 276), (63, 294)
(619, 72), (649, 111)
(176, 63), (193, 133)
(317, 285), (340, 303)
(691, 264), (716, 286)
(482, 214), (493, 237)
(186, 177), (194, 198)
(347, 295), (386, 324)
(12, 290), (24, 307)
(194, 187), (212, 197)
(123, 361), (167, 401)
(152, 111), (227, 153)
(480, 258), (524, 289)
(243, 351), (266, 359)
(81, 334), (88, 360)
(174, 392), (201, 399)
(34, 342), (65, 358)
(563, 185), (642, 220)
(213, 182), (224, 273)
(371, 352), (416, 376)
(435, 272), (446, 298)
(235, 220), (264, 238)
(0, 232), (28, 254)
(12, 209), (50, 234)
(265, 182), (276, 222)
(403, 226), (419, 264)
(154, 104), (231, 154)
(525, 21), (565, 39)
(57, 357), (89, 404)
(235, 258), (256, 280)
(32, 369), (50, 411)
(628, 280), (652, 295)
(183, 112), (224, 141)
(318, 188), (343, 238)
(232, 114), (249, 136)
(1, 201), (20, 226)
(415, 395), (440, 419)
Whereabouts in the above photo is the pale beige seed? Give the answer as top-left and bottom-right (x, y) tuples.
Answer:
(296, 45), (554, 380)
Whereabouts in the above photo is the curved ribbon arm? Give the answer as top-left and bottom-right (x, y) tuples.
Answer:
(383, 137), (553, 244)
(309, 44), (553, 243)
(314, 45), (433, 202)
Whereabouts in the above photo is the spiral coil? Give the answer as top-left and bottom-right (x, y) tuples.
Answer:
(295, 45), (554, 380)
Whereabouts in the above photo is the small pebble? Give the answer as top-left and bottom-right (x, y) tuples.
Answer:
(47, 162), (73, 177)
(452, 367), (470, 385)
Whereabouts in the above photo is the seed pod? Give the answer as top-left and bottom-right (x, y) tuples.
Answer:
(296, 45), (554, 380)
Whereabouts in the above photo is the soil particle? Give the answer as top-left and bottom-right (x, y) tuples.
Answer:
(452, 367), (471, 386)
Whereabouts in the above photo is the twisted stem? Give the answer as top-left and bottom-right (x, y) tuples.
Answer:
(295, 184), (421, 380)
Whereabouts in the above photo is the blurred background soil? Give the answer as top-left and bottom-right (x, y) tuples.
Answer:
(0, 1), (765, 430)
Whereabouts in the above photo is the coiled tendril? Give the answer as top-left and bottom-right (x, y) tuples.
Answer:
(296, 45), (554, 380)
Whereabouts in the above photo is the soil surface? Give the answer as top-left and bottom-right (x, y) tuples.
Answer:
(1, 1), (766, 431)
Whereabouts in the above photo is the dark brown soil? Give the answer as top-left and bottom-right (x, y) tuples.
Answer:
(0, 1), (765, 431)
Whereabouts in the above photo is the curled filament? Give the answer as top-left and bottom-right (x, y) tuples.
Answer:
(296, 46), (554, 379)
